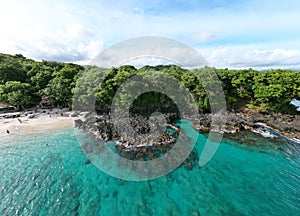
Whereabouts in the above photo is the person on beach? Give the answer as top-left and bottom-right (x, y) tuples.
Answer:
(6, 130), (10, 134)
(18, 118), (22, 124)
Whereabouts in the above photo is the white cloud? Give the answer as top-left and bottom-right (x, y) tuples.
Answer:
(64, 23), (94, 39)
(191, 32), (215, 43)
(202, 46), (300, 69)
(78, 40), (104, 61)
(0, 1), (103, 63)
(132, 7), (145, 16)
(1, 0), (300, 69)
(0, 20), (103, 63)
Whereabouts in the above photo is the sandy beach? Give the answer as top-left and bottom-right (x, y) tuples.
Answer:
(0, 111), (74, 138)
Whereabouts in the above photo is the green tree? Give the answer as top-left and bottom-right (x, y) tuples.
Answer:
(0, 81), (33, 110)
(40, 64), (82, 107)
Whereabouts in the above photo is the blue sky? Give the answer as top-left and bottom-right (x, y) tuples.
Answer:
(1, 0), (300, 69)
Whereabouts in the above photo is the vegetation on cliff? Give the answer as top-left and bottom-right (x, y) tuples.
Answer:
(0, 53), (299, 114)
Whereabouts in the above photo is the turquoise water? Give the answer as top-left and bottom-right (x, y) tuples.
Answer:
(1, 120), (299, 215)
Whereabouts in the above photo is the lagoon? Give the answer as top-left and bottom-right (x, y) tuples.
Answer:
(0, 120), (299, 215)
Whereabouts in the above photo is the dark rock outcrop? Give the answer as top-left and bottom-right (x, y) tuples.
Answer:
(192, 110), (299, 140)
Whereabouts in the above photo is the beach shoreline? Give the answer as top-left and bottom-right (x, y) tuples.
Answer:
(2, 108), (299, 145)
(0, 111), (74, 138)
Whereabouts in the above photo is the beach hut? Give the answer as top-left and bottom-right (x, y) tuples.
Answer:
(39, 99), (54, 108)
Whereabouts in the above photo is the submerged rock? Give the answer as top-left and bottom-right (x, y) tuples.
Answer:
(84, 159), (91, 164)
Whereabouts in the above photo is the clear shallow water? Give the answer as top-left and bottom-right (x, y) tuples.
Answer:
(0, 120), (299, 216)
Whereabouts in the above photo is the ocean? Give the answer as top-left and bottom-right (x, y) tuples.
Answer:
(0, 120), (299, 215)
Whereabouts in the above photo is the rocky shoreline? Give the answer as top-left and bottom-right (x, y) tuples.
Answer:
(75, 110), (182, 161)
(192, 110), (300, 142)
(75, 109), (299, 163)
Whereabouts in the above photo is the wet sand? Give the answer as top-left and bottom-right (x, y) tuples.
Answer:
(0, 113), (74, 137)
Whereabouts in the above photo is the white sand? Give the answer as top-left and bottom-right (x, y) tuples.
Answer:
(0, 112), (74, 137)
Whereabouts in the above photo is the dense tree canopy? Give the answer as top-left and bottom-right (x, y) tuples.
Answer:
(0, 53), (83, 109)
(0, 53), (299, 113)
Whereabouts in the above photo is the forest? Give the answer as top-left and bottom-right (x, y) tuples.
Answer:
(0, 53), (299, 114)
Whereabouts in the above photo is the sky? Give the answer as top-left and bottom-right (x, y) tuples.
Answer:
(1, 0), (300, 69)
